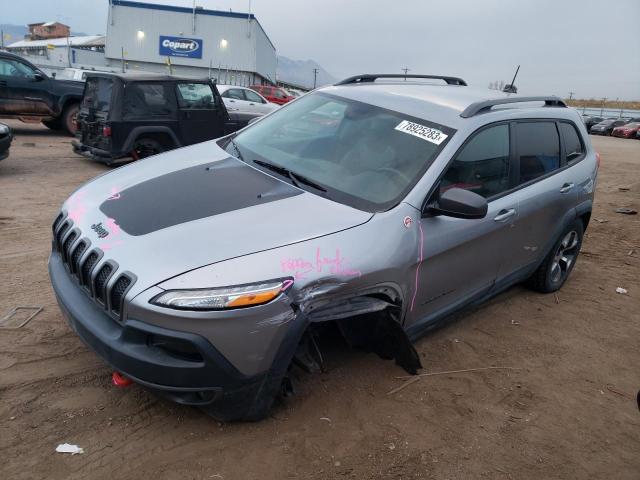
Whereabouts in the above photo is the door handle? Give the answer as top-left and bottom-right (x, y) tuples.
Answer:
(229, 99), (235, 102)
(559, 182), (574, 193)
(493, 208), (516, 222)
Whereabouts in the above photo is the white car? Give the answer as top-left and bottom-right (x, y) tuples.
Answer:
(217, 85), (279, 116)
(54, 68), (90, 81)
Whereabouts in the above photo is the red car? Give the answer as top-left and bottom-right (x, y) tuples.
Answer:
(612, 122), (640, 138)
(250, 85), (295, 105)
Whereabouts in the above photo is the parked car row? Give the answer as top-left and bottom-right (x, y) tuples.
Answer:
(582, 114), (640, 138)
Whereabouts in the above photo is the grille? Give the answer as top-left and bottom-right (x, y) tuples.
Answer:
(52, 212), (136, 321)
(56, 222), (71, 250)
(62, 231), (77, 262)
(52, 213), (64, 234)
(81, 251), (99, 287)
(94, 264), (114, 303)
(70, 241), (87, 274)
(110, 275), (132, 315)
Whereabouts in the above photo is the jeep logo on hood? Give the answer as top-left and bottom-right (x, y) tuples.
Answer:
(159, 35), (203, 59)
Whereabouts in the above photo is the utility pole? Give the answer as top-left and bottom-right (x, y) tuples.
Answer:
(313, 68), (319, 89)
(401, 67), (410, 80)
(568, 91), (574, 100)
(600, 97), (607, 117)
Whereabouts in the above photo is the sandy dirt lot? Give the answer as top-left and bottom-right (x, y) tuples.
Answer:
(0, 121), (638, 480)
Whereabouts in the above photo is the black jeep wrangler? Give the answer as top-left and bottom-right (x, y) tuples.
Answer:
(72, 73), (257, 165)
(0, 51), (84, 134)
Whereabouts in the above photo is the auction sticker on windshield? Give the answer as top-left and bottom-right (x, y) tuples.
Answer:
(395, 120), (448, 145)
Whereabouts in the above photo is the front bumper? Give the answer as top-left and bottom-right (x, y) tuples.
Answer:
(72, 140), (132, 165)
(48, 249), (303, 420)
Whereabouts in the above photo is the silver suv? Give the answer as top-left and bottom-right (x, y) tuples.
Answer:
(49, 74), (597, 421)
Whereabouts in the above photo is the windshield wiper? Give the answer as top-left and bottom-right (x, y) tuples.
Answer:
(252, 159), (327, 192)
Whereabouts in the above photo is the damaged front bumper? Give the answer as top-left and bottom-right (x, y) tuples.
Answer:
(48, 249), (307, 421)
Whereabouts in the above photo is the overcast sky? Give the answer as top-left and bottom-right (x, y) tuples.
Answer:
(5, 0), (640, 99)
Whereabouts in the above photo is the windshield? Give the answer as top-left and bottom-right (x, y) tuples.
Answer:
(229, 92), (454, 211)
(81, 77), (113, 113)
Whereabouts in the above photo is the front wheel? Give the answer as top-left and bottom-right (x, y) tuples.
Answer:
(526, 220), (584, 293)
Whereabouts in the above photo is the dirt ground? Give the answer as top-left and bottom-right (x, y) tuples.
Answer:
(0, 121), (638, 480)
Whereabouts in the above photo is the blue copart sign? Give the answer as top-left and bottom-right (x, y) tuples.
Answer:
(159, 36), (203, 59)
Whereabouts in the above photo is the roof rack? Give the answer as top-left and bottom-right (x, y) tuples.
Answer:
(335, 74), (467, 86)
(460, 96), (567, 118)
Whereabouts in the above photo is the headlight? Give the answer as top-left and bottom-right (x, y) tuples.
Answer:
(151, 280), (287, 310)
(0, 124), (9, 135)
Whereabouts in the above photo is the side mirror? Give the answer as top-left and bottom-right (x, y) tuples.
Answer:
(247, 116), (261, 125)
(33, 73), (46, 82)
(427, 187), (488, 219)
(51, 72), (56, 79)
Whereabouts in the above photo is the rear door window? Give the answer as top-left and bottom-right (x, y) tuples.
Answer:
(223, 88), (245, 100)
(559, 122), (584, 163)
(123, 82), (176, 118)
(244, 89), (265, 103)
(440, 124), (511, 199)
(515, 122), (560, 184)
(176, 83), (217, 110)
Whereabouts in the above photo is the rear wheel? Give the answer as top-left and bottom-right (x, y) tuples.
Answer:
(132, 138), (165, 159)
(527, 220), (584, 293)
(61, 103), (80, 135)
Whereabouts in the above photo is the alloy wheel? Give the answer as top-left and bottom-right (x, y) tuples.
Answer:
(550, 230), (579, 283)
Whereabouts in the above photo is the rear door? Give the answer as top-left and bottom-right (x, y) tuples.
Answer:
(221, 87), (252, 113)
(176, 82), (226, 144)
(243, 88), (273, 114)
(496, 120), (580, 279)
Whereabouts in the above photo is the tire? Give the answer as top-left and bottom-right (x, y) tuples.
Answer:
(526, 220), (584, 293)
(131, 138), (165, 159)
(61, 103), (80, 135)
(42, 118), (62, 131)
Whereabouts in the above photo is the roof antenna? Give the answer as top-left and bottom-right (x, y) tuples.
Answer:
(503, 65), (520, 93)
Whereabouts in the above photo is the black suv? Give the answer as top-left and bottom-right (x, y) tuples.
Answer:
(72, 73), (257, 165)
(0, 51), (84, 134)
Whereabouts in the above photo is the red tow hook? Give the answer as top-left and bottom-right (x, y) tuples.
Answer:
(112, 371), (133, 388)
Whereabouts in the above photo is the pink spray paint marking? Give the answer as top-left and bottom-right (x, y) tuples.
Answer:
(281, 248), (361, 280)
(67, 191), (88, 223)
(410, 221), (424, 312)
(99, 218), (123, 251)
(280, 279), (294, 291)
(106, 186), (122, 201)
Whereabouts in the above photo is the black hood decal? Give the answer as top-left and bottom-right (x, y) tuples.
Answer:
(99, 157), (301, 236)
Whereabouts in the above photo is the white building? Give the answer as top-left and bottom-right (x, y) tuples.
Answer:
(104, 0), (276, 85)
(7, 0), (277, 86)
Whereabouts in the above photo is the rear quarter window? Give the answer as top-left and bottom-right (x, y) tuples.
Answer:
(123, 83), (176, 118)
(82, 77), (113, 112)
(559, 122), (584, 163)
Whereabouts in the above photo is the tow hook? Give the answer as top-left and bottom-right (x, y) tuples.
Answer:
(111, 371), (133, 388)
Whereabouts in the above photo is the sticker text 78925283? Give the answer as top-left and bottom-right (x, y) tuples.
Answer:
(395, 120), (448, 145)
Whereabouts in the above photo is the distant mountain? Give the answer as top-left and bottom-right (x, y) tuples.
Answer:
(277, 56), (336, 90)
(0, 23), (87, 46)
(0, 24), (28, 45)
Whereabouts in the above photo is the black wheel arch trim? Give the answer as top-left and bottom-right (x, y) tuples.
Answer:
(122, 126), (182, 153)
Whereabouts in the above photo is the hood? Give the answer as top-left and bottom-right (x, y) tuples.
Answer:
(59, 141), (373, 296)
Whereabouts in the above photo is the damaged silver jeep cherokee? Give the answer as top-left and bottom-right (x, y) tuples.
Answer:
(49, 74), (597, 421)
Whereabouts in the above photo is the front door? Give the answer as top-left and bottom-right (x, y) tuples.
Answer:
(0, 57), (53, 115)
(408, 123), (517, 329)
(176, 82), (226, 145)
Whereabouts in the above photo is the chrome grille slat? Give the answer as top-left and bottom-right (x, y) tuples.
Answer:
(51, 211), (135, 322)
